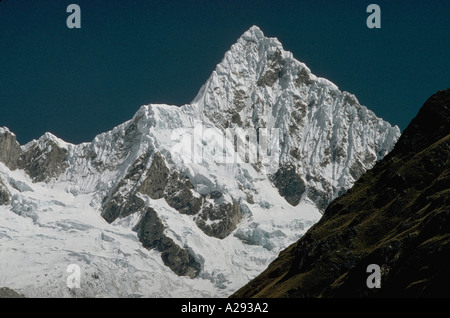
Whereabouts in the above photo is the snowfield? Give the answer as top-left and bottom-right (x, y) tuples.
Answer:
(0, 162), (320, 297)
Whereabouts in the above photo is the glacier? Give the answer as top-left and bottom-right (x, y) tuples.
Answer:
(0, 26), (400, 297)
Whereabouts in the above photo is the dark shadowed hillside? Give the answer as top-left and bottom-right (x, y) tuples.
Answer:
(232, 88), (450, 298)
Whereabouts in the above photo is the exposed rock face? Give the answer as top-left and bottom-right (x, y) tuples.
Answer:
(271, 164), (305, 206)
(100, 150), (241, 276)
(0, 128), (22, 170)
(0, 287), (25, 298)
(134, 204), (201, 278)
(101, 153), (151, 223)
(138, 152), (169, 199)
(257, 49), (285, 87)
(0, 178), (11, 205)
(164, 171), (203, 215)
(99, 152), (203, 277)
(232, 89), (450, 298)
(17, 134), (68, 183)
(0, 128), (68, 184)
(196, 200), (241, 239)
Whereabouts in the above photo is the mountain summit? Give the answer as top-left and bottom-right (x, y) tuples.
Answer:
(193, 25), (400, 209)
(0, 26), (399, 297)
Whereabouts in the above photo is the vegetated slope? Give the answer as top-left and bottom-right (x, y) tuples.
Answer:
(232, 88), (450, 298)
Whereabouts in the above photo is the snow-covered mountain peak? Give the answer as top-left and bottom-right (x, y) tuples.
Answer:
(239, 25), (265, 41)
(194, 25), (342, 130)
(0, 126), (13, 135)
(36, 132), (71, 150)
(0, 26), (401, 298)
(236, 25), (285, 54)
(190, 26), (400, 210)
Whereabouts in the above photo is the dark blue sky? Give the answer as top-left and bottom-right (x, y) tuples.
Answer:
(1, 0), (449, 144)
